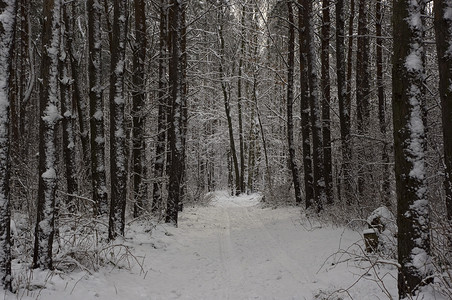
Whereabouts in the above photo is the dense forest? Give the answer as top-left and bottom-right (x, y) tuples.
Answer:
(0, 0), (451, 299)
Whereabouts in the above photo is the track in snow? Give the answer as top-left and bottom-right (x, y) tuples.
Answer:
(24, 191), (397, 300)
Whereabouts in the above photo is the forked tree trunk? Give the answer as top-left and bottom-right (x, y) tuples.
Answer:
(218, 5), (240, 196)
(60, 3), (78, 211)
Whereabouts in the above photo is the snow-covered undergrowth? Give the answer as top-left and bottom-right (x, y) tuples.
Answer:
(2, 191), (451, 299)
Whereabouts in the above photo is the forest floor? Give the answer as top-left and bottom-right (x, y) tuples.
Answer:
(5, 191), (446, 299)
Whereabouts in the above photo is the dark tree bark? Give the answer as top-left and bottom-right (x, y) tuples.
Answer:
(393, 0), (432, 297)
(321, 0), (333, 204)
(218, 5), (240, 196)
(355, 0), (371, 202)
(108, 0), (128, 239)
(434, 0), (452, 221)
(346, 0), (355, 127)
(33, 0), (61, 270)
(60, 2), (78, 211)
(0, 0), (16, 290)
(342, 0), (355, 205)
(336, 0), (352, 205)
(165, 0), (185, 225)
(132, 0), (147, 218)
(68, 1), (90, 172)
(298, 0), (314, 209)
(287, 0), (302, 205)
(356, 0), (370, 133)
(180, 7), (188, 210)
(306, 0), (325, 212)
(88, 0), (108, 215)
(153, 0), (168, 214)
(237, 5), (245, 195)
(376, 0), (391, 207)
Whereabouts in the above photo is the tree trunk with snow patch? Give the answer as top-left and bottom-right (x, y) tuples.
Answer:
(392, 0), (433, 297)
(88, 0), (108, 216)
(33, 0), (61, 270)
(165, 0), (185, 225)
(108, 0), (128, 239)
(60, 2), (78, 212)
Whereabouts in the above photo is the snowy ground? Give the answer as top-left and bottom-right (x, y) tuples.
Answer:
(3, 191), (418, 299)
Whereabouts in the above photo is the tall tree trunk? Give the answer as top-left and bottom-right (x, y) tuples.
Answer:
(299, 0), (314, 209)
(153, 0), (168, 214)
(376, 0), (391, 207)
(0, 0), (16, 290)
(287, 0), (302, 205)
(392, 0), (432, 297)
(69, 1), (90, 172)
(306, 0), (325, 212)
(165, 0), (185, 225)
(321, 0), (333, 204)
(108, 0), (128, 239)
(33, 0), (61, 270)
(88, 0), (108, 215)
(18, 0), (31, 150)
(237, 5), (246, 194)
(218, 6), (240, 196)
(60, 3), (78, 211)
(343, 0), (355, 205)
(132, 0), (147, 217)
(356, 0), (371, 201)
(179, 7), (188, 210)
(434, 0), (452, 221)
(356, 0), (370, 132)
(336, 0), (352, 205)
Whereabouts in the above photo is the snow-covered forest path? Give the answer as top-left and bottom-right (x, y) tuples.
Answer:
(15, 192), (397, 300)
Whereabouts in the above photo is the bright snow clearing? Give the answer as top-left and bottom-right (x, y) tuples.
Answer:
(7, 191), (405, 300)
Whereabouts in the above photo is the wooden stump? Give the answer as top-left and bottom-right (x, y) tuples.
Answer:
(364, 228), (378, 253)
